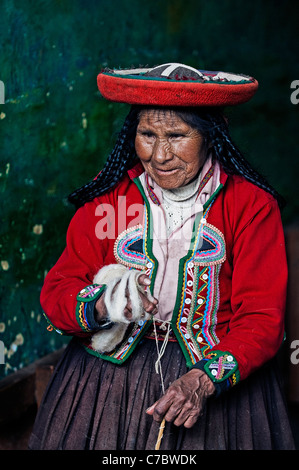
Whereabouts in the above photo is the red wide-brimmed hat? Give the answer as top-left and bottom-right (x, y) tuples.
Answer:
(97, 63), (258, 107)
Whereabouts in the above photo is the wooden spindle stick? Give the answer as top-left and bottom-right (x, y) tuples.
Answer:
(153, 320), (170, 450)
(155, 418), (166, 450)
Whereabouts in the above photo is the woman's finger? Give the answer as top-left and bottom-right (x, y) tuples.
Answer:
(137, 274), (151, 287)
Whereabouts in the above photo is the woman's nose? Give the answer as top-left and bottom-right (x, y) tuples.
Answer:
(152, 139), (172, 163)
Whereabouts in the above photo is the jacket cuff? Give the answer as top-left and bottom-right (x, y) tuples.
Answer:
(76, 284), (112, 333)
(191, 350), (240, 396)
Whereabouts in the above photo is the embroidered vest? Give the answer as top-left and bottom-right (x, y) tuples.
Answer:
(83, 178), (226, 369)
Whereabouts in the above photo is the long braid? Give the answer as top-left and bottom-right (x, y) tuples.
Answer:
(206, 112), (285, 208)
(68, 107), (139, 208)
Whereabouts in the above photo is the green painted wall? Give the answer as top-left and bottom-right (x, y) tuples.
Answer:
(0, 0), (298, 378)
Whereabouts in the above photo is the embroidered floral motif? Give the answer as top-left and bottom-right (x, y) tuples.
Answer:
(173, 219), (226, 368)
(114, 224), (149, 270)
(77, 284), (105, 302)
(204, 351), (238, 382)
(194, 223), (226, 266)
(113, 204), (156, 278)
(191, 350), (240, 395)
(76, 284), (106, 332)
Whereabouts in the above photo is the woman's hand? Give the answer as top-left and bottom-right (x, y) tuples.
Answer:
(146, 369), (215, 428)
(95, 274), (158, 322)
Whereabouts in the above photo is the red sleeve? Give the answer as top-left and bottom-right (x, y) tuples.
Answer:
(192, 197), (287, 395)
(217, 199), (287, 377)
(40, 200), (109, 337)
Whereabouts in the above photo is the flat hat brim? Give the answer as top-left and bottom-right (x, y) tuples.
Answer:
(97, 68), (258, 107)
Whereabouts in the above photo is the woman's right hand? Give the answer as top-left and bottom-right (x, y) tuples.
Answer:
(95, 274), (158, 323)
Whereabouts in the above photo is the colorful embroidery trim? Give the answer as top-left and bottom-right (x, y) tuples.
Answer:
(76, 302), (93, 332)
(100, 319), (151, 361)
(203, 350), (239, 383)
(196, 165), (214, 197)
(113, 204), (157, 280)
(114, 224), (149, 270)
(82, 318), (153, 362)
(191, 350), (240, 395)
(174, 262), (221, 366)
(77, 284), (106, 302)
(76, 284), (106, 332)
(194, 223), (226, 266)
(173, 202), (226, 367)
(201, 264), (221, 346)
(145, 173), (162, 206)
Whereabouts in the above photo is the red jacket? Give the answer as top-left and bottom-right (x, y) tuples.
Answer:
(41, 163), (287, 393)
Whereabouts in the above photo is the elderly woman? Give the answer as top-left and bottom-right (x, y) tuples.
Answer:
(29, 64), (295, 450)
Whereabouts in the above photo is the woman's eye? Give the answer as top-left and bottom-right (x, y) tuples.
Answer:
(170, 133), (185, 139)
(141, 131), (154, 138)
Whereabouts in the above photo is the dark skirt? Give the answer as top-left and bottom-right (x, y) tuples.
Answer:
(29, 337), (295, 450)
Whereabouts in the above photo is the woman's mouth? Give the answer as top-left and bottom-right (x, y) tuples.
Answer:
(154, 167), (179, 175)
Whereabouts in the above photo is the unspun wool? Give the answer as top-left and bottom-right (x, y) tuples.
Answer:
(91, 264), (154, 353)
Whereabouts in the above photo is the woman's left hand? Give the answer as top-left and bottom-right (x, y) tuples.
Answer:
(146, 369), (215, 428)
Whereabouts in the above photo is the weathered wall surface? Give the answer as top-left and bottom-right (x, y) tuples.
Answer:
(0, 0), (298, 378)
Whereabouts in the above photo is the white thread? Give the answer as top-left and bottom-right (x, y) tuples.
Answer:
(153, 319), (171, 450)
(153, 319), (171, 394)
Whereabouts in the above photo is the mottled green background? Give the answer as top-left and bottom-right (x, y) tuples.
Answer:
(0, 0), (298, 379)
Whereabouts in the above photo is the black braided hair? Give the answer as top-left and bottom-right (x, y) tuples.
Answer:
(68, 106), (140, 208)
(68, 105), (285, 209)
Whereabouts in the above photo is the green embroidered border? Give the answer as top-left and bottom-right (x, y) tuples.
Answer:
(76, 284), (106, 303)
(203, 184), (223, 211)
(171, 211), (205, 368)
(203, 350), (239, 383)
(75, 284), (106, 333)
(170, 188), (224, 368)
(96, 320), (153, 364)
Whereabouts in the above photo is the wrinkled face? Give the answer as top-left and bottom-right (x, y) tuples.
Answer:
(135, 109), (207, 190)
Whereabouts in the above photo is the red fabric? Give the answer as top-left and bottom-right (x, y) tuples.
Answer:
(41, 166), (287, 381)
(97, 73), (259, 107)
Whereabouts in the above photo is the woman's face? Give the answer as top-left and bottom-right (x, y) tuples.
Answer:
(135, 109), (207, 190)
